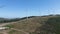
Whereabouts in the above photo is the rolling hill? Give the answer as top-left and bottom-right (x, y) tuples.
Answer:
(1, 14), (60, 34)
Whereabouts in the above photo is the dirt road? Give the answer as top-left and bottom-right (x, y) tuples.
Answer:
(0, 22), (29, 34)
(11, 28), (29, 34)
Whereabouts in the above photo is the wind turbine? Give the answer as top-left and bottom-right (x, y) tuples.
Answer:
(48, 8), (54, 15)
(26, 7), (28, 23)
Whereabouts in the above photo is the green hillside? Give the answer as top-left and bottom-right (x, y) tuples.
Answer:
(3, 15), (60, 34)
(33, 16), (60, 34)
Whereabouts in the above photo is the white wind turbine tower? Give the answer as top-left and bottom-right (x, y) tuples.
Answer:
(26, 8), (31, 22)
(26, 7), (29, 23)
(49, 8), (53, 14)
(47, 9), (50, 15)
(49, 8), (55, 15)
(47, 8), (55, 16)
(47, 9), (52, 15)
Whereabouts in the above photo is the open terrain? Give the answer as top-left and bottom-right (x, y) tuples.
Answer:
(0, 15), (60, 34)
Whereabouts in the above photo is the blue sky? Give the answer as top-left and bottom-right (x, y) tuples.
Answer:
(0, 0), (60, 18)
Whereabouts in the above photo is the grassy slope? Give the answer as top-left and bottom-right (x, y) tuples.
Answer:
(34, 16), (60, 34)
(8, 30), (26, 34)
(4, 16), (60, 34)
(5, 16), (49, 34)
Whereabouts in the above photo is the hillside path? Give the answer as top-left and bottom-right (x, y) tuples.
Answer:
(11, 28), (29, 34)
(0, 22), (29, 34)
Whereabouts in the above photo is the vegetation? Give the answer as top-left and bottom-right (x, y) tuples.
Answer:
(4, 24), (14, 28)
(32, 16), (60, 34)
(6, 15), (49, 34)
(8, 30), (16, 34)
(0, 16), (36, 23)
(45, 17), (60, 34)
(1, 15), (60, 34)
(8, 30), (26, 34)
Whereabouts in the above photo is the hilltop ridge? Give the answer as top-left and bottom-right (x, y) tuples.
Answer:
(0, 14), (60, 34)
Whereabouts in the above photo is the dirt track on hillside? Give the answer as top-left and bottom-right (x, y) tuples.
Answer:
(0, 21), (29, 34)
(0, 22), (17, 34)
